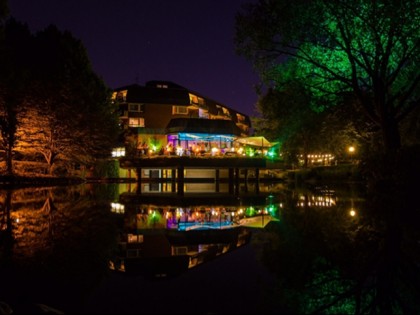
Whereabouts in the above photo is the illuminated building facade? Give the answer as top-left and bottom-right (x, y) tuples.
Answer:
(112, 80), (252, 156)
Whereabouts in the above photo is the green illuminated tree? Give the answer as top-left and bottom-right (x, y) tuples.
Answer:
(236, 0), (420, 161)
(254, 81), (368, 166)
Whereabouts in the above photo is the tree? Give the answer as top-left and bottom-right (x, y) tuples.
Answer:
(0, 19), (32, 175)
(254, 83), (325, 167)
(14, 25), (119, 175)
(235, 0), (420, 162)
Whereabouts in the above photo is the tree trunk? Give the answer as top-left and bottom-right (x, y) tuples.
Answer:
(47, 162), (53, 175)
(375, 111), (402, 189)
(381, 114), (401, 160)
(5, 144), (13, 175)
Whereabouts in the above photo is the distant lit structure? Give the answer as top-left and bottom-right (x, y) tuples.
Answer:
(298, 153), (336, 166)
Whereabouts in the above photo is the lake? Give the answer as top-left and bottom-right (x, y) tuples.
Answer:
(1, 181), (419, 314)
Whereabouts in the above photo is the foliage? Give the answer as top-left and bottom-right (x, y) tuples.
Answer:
(92, 159), (119, 178)
(254, 83), (331, 166)
(236, 0), (420, 159)
(1, 19), (120, 176)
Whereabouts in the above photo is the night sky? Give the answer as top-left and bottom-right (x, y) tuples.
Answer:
(8, 0), (260, 117)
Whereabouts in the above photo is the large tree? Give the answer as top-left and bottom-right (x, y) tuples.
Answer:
(1, 19), (119, 176)
(14, 25), (119, 175)
(235, 0), (420, 161)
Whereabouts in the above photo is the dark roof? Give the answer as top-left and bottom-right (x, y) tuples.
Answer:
(115, 83), (190, 105)
(165, 118), (242, 136)
(114, 81), (251, 125)
(145, 81), (186, 89)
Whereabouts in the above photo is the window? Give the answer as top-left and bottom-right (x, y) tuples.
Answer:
(199, 108), (209, 118)
(157, 84), (168, 88)
(236, 113), (245, 123)
(173, 106), (188, 115)
(116, 90), (127, 102)
(128, 234), (143, 243)
(175, 247), (188, 255)
(215, 105), (230, 117)
(128, 117), (145, 127)
(128, 104), (144, 112)
(112, 147), (125, 157)
(189, 93), (198, 104)
(111, 91), (117, 101)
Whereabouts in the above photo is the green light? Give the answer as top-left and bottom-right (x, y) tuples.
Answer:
(245, 147), (255, 157)
(267, 205), (276, 214)
(245, 206), (257, 217)
(148, 138), (163, 152)
(147, 210), (162, 226)
(267, 150), (276, 158)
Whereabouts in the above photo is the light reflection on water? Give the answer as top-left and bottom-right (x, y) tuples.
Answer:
(0, 183), (358, 266)
(1, 182), (418, 314)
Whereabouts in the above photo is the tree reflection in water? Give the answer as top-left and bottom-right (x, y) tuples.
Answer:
(1, 181), (419, 314)
(0, 185), (120, 313)
(252, 183), (420, 314)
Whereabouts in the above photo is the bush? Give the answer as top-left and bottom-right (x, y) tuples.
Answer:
(91, 159), (119, 178)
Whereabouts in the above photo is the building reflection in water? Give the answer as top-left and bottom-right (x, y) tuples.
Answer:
(109, 185), (281, 277)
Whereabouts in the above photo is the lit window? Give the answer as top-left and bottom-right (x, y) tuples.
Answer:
(128, 234), (143, 243)
(129, 118), (145, 127)
(199, 108), (208, 118)
(236, 113), (245, 122)
(157, 84), (168, 88)
(173, 106), (188, 115)
(116, 90), (127, 102)
(189, 94), (198, 104)
(216, 105), (230, 117)
(112, 147), (125, 157)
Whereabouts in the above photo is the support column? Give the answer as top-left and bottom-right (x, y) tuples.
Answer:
(243, 169), (248, 193)
(171, 168), (176, 193)
(255, 168), (260, 194)
(215, 169), (220, 193)
(235, 168), (240, 195)
(228, 168), (234, 194)
(136, 168), (142, 194)
(177, 166), (184, 196)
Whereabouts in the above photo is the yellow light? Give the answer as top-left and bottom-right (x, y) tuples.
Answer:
(110, 202), (125, 214)
(349, 209), (356, 216)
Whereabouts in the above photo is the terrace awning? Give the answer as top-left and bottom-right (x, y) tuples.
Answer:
(239, 215), (279, 228)
(234, 136), (277, 148)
